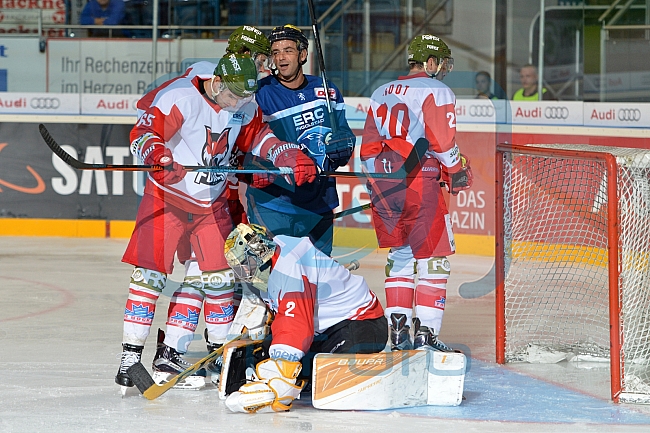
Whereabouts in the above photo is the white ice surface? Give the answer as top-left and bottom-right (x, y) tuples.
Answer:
(2, 237), (650, 433)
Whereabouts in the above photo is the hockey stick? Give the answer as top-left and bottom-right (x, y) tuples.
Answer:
(307, 0), (338, 133)
(41, 124), (405, 179)
(345, 259), (360, 271)
(331, 202), (372, 219)
(39, 124), (292, 176)
(126, 334), (242, 400)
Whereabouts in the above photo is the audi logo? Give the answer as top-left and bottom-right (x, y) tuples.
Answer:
(30, 97), (61, 109)
(469, 105), (494, 117)
(544, 106), (569, 119)
(618, 108), (641, 122)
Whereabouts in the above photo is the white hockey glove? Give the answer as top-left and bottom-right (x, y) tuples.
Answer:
(225, 358), (306, 413)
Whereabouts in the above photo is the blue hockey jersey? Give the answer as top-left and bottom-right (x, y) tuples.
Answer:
(250, 75), (355, 215)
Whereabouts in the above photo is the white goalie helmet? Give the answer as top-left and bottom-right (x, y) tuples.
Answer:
(224, 223), (276, 287)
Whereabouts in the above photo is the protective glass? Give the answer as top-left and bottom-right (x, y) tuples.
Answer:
(254, 53), (269, 72)
(219, 86), (253, 112)
(444, 57), (454, 72)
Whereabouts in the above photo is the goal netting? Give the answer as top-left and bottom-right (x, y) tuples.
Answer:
(496, 143), (650, 403)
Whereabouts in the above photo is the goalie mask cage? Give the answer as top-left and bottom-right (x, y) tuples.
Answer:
(495, 143), (650, 404)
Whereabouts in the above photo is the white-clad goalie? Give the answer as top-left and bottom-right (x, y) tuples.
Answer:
(222, 223), (387, 413)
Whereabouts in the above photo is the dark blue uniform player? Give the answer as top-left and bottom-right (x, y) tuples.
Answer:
(247, 25), (355, 255)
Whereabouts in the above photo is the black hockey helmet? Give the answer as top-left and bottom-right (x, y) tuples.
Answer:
(268, 24), (309, 62)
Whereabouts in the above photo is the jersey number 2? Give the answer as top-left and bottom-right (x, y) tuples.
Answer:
(284, 301), (296, 317)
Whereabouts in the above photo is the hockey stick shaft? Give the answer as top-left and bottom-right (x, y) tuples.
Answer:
(332, 202), (372, 219)
(39, 123), (291, 175)
(40, 124), (417, 180)
(127, 334), (242, 400)
(307, 0), (338, 133)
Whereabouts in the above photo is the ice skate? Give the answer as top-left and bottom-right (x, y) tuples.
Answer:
(412, 318), (458, 353)
(204, 328), (223, 386)
(389, 313), (413, 351)
(115, 343), (143, 396)
(152, 329), (206, 390)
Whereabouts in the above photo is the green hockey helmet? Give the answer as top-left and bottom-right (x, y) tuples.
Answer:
(226, 25), (271, 59)
(214, 54), (258, 97)
(408, 34), (452, 64)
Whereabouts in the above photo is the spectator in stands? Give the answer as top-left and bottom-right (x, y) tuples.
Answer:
(122, 0), (162, 38)
(475, 71), (498, 100)
(512, 64), (552, 100)
(80, 0), (125, 37)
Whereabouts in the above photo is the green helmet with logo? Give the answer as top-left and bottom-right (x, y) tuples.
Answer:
(214, 54), (259, 97)
(407, 34), (452, 64)
(226, 25), (271, 59)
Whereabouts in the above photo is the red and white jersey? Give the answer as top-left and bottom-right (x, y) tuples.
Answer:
(130, 61), (281, 214)
(263, 235), (384, 358)
(361, 72), (461, 172)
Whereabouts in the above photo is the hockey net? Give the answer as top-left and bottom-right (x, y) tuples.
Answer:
(495, 143), (650, 403)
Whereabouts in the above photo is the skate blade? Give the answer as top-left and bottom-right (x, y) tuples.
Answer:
(120, 386), (128, 397)
(152, 371), (206, 390)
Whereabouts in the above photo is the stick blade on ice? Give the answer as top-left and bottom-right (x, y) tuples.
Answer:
(126, 362), (155, 395)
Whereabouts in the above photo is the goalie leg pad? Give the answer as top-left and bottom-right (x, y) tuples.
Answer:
(225, 358), (305, 413)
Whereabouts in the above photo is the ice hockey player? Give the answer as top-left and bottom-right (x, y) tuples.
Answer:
(222, 223), (387, 413)
(245, 24), (356, 256)
(114, 54), (317, 391)
(172, 25), (271, 383)
(361, 34), (472, 352)
(222, 25), (271, 226)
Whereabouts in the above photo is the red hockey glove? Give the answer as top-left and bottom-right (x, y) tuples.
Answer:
(441, 154), (473, 196)
(250, 173), (276, 189)
(270, 143), (317, 186)
(145, 145), (187, 185)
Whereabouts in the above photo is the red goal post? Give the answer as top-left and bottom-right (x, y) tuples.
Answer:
(495, 143), (650, 403)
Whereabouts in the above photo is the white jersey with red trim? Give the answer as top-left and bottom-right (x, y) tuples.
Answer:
(361, 72), (461, 172)
(262, 235), (384, 359)
(130, 61), (281, 214)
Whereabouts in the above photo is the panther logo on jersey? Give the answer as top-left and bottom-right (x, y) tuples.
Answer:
(298, 125), (327, 169)
(197, 126), (233, 186)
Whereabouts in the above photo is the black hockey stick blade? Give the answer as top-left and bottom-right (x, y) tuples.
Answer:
(39, 123), (162, 172)
(129, 334), (241, 400)
(126, 362), (156, 394)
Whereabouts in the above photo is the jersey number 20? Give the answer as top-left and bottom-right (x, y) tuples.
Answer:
(375, 103), (410, 139)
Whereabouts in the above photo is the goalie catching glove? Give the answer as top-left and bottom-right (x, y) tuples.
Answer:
(441, 154), (473, 196)
(142, 141), (187, 185)
(268, 143), (317, 186)
(225, 358), (306, 413)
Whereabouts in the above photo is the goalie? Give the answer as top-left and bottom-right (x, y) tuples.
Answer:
(222, 223), (387, 413)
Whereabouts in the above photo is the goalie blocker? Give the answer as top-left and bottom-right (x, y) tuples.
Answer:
(218, 340), (466, 409)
